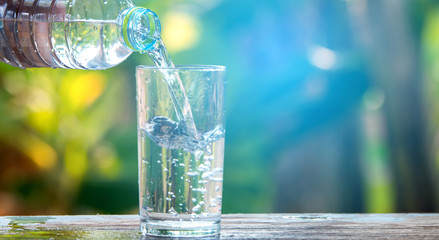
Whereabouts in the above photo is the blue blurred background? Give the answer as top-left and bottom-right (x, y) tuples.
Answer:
(1, 0), (439, 215)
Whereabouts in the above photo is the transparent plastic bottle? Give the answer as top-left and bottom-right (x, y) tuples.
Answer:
(0, 0), (161, 69)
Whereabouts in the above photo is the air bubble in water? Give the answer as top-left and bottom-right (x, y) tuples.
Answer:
(210, 198), (218, 207)
(192, 205), (201, 213)
(187, 171), (199, 177)
(198, 164), (210, 172)
(143, 117), (225, 153)
(168, 207), (178, 216)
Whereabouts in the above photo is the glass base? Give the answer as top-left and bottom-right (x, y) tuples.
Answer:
(140, 218), (220, 237)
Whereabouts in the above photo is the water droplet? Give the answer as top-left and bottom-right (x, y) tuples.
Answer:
(93, 26), (98, 30)
(179, 163), (185, 167)
(192, 198), (197, 203)
(215, 186), (220, 192)
(168, 207), (178, 216)
(164, 168), (168, 172)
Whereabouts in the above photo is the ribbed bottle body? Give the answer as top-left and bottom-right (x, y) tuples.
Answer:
(0, 0), (134, 69)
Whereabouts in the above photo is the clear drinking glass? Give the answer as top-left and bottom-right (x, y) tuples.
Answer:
(136, 65), (226, 237)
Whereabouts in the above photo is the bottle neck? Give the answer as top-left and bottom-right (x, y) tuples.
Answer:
(120, 7), (161, 51)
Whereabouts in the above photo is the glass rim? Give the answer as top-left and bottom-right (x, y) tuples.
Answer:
(136, 65), (226, 71)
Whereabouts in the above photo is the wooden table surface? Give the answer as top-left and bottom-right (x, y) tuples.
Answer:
(0, 214), (438, 239)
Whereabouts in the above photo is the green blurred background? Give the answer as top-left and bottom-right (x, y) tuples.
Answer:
(2, 0), (439, 215)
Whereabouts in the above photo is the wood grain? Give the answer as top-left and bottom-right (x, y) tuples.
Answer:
(0, 214), (438, 239)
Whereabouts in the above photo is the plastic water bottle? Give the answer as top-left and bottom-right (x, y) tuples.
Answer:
(0, 0), (161, 69)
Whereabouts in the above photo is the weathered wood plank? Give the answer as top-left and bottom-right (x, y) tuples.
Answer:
(0, 214), (438, 239)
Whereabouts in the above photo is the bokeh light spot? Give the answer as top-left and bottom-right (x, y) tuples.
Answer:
(93, 145), (121, 179)
(22, 136), (57, 170)
(62, 72), (106, 110)
(3, 71), (27, 95)
(59, 115), (82, 139)
(309, 46), (337, 70)
(65, 143), (88, 180)
(305, 75), (328, 99)
(28, 110), (56, 134)
(162, 12), (200, 52)
(27, 89), (54, 112)
(363, 87), (385, 110)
